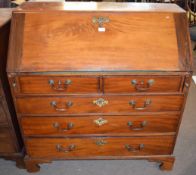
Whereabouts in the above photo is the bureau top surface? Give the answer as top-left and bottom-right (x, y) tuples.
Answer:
(7, 2), (192, 73)
(16, 2), (184, 12)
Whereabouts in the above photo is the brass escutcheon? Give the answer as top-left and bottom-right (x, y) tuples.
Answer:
(92, 16), (110, 27)
(93, 98), (108, 107)
(94, 118), (108, 126)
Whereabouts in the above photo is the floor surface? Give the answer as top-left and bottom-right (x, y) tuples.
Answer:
(0, 83), (196, 175)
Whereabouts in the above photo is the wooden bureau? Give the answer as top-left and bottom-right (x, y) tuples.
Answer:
(0, 9), (24, 167)
(7, 2), (193, 172)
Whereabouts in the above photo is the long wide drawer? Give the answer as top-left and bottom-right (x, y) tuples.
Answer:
(21, 114), (179, 136)
(26, 136), (175, 158)
(16, 95), (184, 114)
(17, 76), (100, 94)
(104, 75), (183, 93)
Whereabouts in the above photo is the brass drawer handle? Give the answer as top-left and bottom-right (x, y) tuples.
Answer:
(129, 99), (151, 110)
(127, 121), (148, 131)
(93, 98), (108, 107)
(53, 122), (74, 131)
(94, 118), (108, 126)
(48, 79), (72, 91)
(131, 79), (154, 92)
(56, 144), (76, 153)
(125, 144), (144, 152)
(50, 101), (73, 112)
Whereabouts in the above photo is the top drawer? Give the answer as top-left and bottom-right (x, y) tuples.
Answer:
(13, 75), (183, 94)
(104, 76), (183, 93)
(16, 76), (100, 94)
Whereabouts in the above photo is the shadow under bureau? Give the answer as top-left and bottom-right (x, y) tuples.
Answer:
(7, 2), (193, 172)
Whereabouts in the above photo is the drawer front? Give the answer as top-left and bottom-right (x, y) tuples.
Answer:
(0, 127), (15, 153)
(104, 76), (183, 93)
(0, 100), (8, 124)
(26, 136), (174, 158)
(17, 76), (100, 94)
(21, 114), (179, 136)
(17, 95), (184, 114)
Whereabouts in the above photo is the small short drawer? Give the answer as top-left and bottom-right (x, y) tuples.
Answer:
(21, 114), (179, 136)
(26, 136), (174, 158)
(104, 76), (183, 93)
(16, 95), (184, 115)
(17, 76), (100, 94)
(0, 127), (15, 153)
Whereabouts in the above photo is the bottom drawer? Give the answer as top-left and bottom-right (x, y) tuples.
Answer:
(26, 136), (174, 158)
(0, 127), (15, 153)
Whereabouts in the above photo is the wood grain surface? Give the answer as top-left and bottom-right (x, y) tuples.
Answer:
(8, 12), (184, 72)
(104, 75), (183, 93)
(6, 2), (193, 172)
(26, 136), (175, 158)
(17, 76), (100, 94)
(16, 95), (184, 115)
(21, 114), (179, 136)
(14, 75), (183, 94)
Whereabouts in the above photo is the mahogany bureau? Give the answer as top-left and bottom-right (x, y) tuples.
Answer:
(7, 2), (193, 172)
(0, 8), (24, 167)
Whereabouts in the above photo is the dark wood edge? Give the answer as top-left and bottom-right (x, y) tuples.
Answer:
(7, 13), (25, 73)
(17, 112), (183, 117)
(171, 72), (192, 153)
(24, 155), (175, 172)
(24, 155), (51, 173)
(17, 111), (182, 117)
(7, 71), (190, 76)
(13, 93), (185, 97)
(19, 111), (181, 117)
(23, 133), (176, 138)
(174, 13), (193, 71)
